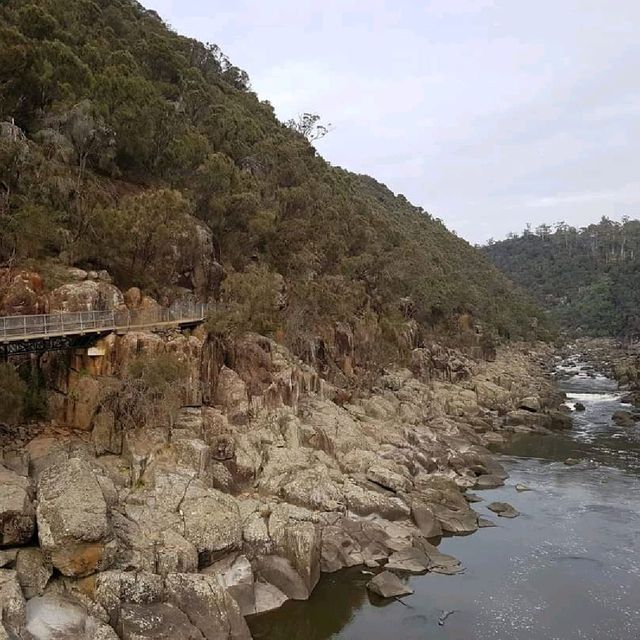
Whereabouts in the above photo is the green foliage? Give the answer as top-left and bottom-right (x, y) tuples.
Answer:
(484, 217), (640, 337)
(208, 264), (284, 337)
(0, 363), (26, 426)
(0, 0), (544, 366)
(97, 188), (196, 292)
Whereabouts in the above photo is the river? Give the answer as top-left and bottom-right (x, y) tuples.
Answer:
(248, 358), (640, 640)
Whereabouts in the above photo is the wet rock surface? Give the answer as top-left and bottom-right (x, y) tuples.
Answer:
(366, 571), (413, 598)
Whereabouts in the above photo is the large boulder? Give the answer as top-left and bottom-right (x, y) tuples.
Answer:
(164, 573), (251, 640)
(0, 466), (35, 546)
(25, 596), (118, 640)
(0, 270), (46, 316)
(36, 458), (112, 577)
(118, 603), (202, 640)
(47, 280), (124, 313)
(252, 555), (309, 600)
(94, 570), (164, 629)
(180, 484), (242, 564)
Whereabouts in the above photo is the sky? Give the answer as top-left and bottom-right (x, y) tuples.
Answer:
(144, 0), (640, 243)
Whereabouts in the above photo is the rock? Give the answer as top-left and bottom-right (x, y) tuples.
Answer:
(253, 582), (289, 614)
(164, 573), (251, 639)
(366, 571), (413, 599)
(0, 466), (35, 546)
(487, 502), (519, 518)
(515, 483), (531, 492)
(519, 396), (541, 412)
(548, 410), (572, 430)
(156, 530), (198, 576)
(47, 280), (124, 313)
(0, 570), (26, 637)
(118, 603), (202, 640)
(0, 269), (46, 316)
(214, 367), (249, 420)
(366, 465), (412, 493)
(209, 435), (235, 461)
(574, 402), (586, 411)
(180, 484), (242, 564)
(419, 540), (463, 575)
(95, 570), (164, 628)
(205, 554), (289, 616)
(564, 458), (580, 466)
(343, 480), (410, 520)
(612, 410), (637, 427)
(410, 502), (442, 538)
(385, 548), (429, 573)
(36, 458), (112, 577)
(0, 551), (17, 569)
(253, 555), (309, 600)
(474, 474), (504, 490)
(25, 596), (118, 640)
(464, 492), (483, 503)
(15, 548), (52, 599)
(478, 517), (496, 528)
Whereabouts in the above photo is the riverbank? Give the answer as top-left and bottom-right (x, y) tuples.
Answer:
(249, 350), (640, 640)
(0, 325), (568, 639)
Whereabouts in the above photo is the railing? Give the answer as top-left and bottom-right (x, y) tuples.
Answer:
(0, 302), (208, 343)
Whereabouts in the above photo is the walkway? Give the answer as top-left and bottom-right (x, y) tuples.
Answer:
(0, 303), (208, 356)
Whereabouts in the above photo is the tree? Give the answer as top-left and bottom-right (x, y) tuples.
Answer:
(99, 189), (197, 291)
(286, 113), (333, 142)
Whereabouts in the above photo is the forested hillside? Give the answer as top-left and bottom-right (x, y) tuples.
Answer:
(484, 217), (640, 337)
(0, 0), (544, 370)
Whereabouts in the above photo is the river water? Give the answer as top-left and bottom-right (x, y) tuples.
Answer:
(249, 359), (640, 640)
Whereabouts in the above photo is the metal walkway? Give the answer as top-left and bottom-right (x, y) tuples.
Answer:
(0, 303), (208, 357)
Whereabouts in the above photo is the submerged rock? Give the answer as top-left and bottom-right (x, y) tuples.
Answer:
(477, 517), (497, 528)
(366, 571), (413, 599)
(487, 502), (519, 518)
(385, 548), (430, 573)
(612, 410), (637, 427)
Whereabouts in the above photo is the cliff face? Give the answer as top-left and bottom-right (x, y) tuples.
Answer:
(0, 277), (567, 639)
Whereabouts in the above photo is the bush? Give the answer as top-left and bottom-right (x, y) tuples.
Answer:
(106, 352), (189, 431)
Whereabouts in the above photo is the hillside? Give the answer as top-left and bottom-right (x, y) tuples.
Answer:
(483, 217), (640, 337)
(0, 0), (544, 373)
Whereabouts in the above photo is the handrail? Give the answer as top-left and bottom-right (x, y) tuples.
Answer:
(0, 302), (208, 343)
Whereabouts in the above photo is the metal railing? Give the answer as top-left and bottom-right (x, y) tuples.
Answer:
(0, 302), (208, 343)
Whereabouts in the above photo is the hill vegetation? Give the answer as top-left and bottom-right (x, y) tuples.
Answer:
(0, 0), (545, 371)
(483, 217), (640, 338)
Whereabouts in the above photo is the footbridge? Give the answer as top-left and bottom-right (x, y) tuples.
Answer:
(0, 303), (208, 358)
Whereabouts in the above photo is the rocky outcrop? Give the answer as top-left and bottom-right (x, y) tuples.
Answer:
(0, 270), (46, 316)
(36, 458), (113, 577)
(0, 272), (563, 640)
(47, 280), (125, 313)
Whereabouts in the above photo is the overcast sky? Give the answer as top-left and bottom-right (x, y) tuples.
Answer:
(145, 0), (639, 243)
